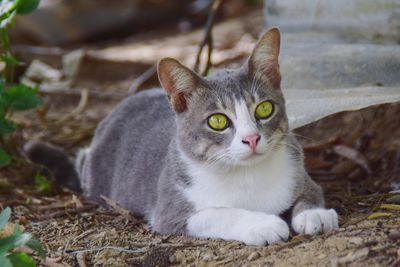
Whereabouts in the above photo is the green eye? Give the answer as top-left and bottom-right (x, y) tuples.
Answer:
(255, 100), (274, 119)
(207, 113), (229, 131)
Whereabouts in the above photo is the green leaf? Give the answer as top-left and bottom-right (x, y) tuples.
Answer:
(12, 223), (22, 235)
(0, 118), (16, 134)
(0, 207), (11, 230)
(1, 54), (19, 67)
(8, 252), (36, 267)
(0, 254), (13, 267)
(3, 84), (42, 111)
(0, 96), (9, 117)
(0, 78), (4, 93)
(0, 233), (32, 255)
(0, 10), (16, 29)
(26, 239), (46, 258)
(16, 0), (40, 14)
(34, 175), (51, 194)
(0, 148), (11, 167)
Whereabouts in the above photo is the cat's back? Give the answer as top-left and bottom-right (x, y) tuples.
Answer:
(94, 88), (173, 139)
(81, 89), (176, 215)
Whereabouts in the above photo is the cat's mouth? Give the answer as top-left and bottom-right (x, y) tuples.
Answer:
(239, 151), (266, 164)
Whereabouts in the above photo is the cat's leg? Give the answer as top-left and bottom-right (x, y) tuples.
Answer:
(187, 207), (289, 246)
(291, 175), (338, 235)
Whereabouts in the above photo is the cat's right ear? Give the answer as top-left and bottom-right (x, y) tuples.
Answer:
(248, 27), (281, 89)
(158, 58), (201, 113)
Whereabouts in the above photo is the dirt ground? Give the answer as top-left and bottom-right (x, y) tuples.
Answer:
(1, 8), (400, 267)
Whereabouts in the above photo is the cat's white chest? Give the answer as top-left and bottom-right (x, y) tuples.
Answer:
(182, 146), (297, 215)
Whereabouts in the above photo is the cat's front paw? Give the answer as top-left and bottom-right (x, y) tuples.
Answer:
(242, 214), (289, 246)
(292, 208), (338, 235)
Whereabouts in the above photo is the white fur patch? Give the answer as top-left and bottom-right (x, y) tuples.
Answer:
(225, 99), (277, 166)
(292, 208), (339, 235)
(187, 208), (289, 246)
(181, 99), (298, 245)
(233, 100), (258, 138)
(182, 144), (297, 215)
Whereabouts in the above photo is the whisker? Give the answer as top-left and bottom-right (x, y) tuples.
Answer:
(272, 132), (317, 143)
(273, 141), (303, 155)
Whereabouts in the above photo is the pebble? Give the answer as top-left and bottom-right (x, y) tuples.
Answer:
(388, 230), (400, 241)
(202, 252), (214, 261)
(348, 237), (364, 246)
(248, 251), (260, 261)
(168, 254), (176, 264)
(346, 225), (356, 230)
(386, 195), (400, 204)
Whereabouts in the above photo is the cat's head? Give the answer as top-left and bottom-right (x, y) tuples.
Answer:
(158, 27), (288, 168)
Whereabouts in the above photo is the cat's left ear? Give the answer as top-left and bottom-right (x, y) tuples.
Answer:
(158, 57), (202, 113)
(248, 27), (281, 89)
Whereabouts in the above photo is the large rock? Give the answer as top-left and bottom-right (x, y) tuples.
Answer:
(284, 87), (400, 129)
(264, 0), (400, 90)
(280, 43), (400, 89)
(265, 0), (400, 43)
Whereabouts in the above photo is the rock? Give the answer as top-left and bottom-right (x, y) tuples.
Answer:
(248, 251), (260, 261)
(285, 86), (400, 129)
(202, 252), (214, 261)
(16, 0), (194, 45)
(388, 230), (400, 241)
(386, 194), (400, 204)
(25, 59), (63, 83)
(348, 237), (364, 246)
(264, 0), (400, 43)
(168, 254), (176, 264)
(280, 44), (400, 90)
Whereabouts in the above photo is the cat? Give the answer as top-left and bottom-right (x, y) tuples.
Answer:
(26, 27), (338, 246)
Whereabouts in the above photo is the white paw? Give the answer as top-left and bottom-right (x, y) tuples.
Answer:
(292, 208), (338, 235)
(241, 214), (289, 246)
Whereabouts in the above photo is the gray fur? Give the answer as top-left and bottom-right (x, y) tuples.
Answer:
(25, 28), (328, 238)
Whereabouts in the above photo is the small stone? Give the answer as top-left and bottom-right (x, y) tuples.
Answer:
(168, 254), (176, 264)
(18, 216), (28, 226)
(346, 225), (356, 230)
(202, 252), (214, 261)
(386, 195), (400, 204)
(348, 237), (364, 246)
(388, 230), (400, 241)
(248, 251), (260, 261)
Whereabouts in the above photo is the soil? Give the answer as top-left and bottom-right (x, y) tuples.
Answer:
(1, 8), (400, 267)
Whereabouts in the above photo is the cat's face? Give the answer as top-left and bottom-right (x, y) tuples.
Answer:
(158, 28), (287, 168)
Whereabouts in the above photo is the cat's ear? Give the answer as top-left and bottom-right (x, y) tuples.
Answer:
(248, 27), (281, 89)
(158, 57), (201, 113)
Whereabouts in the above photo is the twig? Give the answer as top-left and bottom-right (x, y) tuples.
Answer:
(100, 195), (141, 225)
(14, 45), (65, 56)
(56, 89), (89, 124)
(75, 229), (96, 242)
(128, 65), (157, 94)
(193, 0), (223, 76)
(39, 88), (127, 100)
(66, 242), (207, 255)
(36, 206), (95, 220)
(303, 136), (339, 151)
(333, 145), (372, 174)
(100, 195), (131, 217)
(66, 246), (146, 254)
(76, 252), (88, 267)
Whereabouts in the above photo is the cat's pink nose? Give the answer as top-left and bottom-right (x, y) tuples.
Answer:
(242, 134), (261, 151)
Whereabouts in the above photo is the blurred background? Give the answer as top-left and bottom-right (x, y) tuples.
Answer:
(2, 1), (400, 266)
